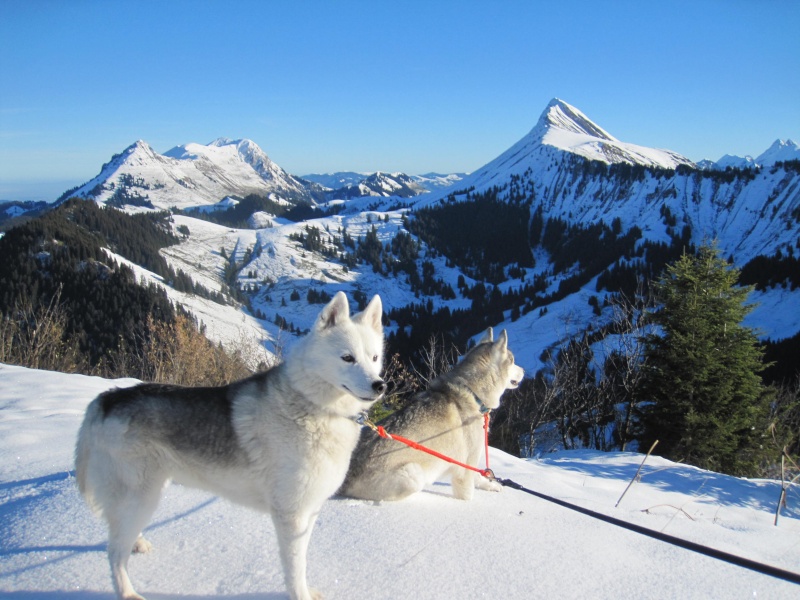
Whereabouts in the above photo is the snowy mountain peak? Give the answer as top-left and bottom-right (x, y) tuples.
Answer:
(525, 99), (693, 169)
(125, 140), (159, 158)
(207, 137), (266, 160)
(208, 137), (236, 147)
(64, 137), (314, 210)
(714, 154), (757, 170)
(165, 138), (268, 164)
(756, 138), (800, 166)
(533, 98), (617, 142)
(710, 139), (799, 170)
(437, 99), (696, 196)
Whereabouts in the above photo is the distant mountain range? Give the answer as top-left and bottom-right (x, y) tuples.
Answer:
(298, 171), (425, 200)
(3, 98), (798, 384)
(708, 139), (800, 171)
(0, 200), (51, 228)
(302, 171), (467, 194)
(48, 97), (797, 218)
(53, 139), (463, 215)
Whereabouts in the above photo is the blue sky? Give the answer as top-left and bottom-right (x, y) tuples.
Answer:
(1, 0), (798, 201)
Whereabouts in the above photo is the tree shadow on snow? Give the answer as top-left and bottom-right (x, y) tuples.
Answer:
(0, 470), (75, 492)
(539, 453), (798, 517)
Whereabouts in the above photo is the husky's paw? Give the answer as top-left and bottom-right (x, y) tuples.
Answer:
(297, 588), (322, 600)
(132, 535), (153, 554)
(477, 477), (503, 493)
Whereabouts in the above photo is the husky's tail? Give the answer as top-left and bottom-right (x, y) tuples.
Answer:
(74, 396), (105, 515)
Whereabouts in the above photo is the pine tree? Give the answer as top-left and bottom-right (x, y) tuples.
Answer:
(637, 243), (770, 476)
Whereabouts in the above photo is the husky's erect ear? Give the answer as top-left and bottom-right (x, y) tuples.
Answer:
(493, 329), (509, 354)
(315, 291), (350, 332)
(477, 327), (493, 345)
(353, 294), (383, 333)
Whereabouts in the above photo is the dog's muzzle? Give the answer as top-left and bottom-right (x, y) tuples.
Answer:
(344, 380), (386, 402)
(365, 380), (387, 402)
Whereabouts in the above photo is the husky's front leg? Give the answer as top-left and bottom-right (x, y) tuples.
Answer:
(272, 510), (322, 600)
(451, 466), (476, 500)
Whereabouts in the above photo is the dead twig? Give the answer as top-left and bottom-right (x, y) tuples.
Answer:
(616, 440), (659, 508)
(641, 504), (697, 522)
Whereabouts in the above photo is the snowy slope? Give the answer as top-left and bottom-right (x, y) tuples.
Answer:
(142, 212), (428, 368)
(153, 199), (800, 379)
(1, 363), (798, 599)
(63, 138), (313, 211)
(101, 219), (275, 368)
(239, 210), (427, 328)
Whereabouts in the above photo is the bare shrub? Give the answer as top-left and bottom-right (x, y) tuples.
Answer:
(493, 284), (656, 456)
(371, 335), (462, 422)
(0, 288), (86, 373)
(414, 333), (460, 387)
(762, 375), (800, 479)
(492, 374), (559, 457)
(104, 313), (253, 386)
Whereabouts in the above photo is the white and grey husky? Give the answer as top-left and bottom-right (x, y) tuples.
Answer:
(341, 328), (523, 502)
(75, 291), (385, 600)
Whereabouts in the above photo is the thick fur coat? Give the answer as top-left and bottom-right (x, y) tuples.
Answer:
(341, 328), (523, 502)
(75, 292), (385, 600)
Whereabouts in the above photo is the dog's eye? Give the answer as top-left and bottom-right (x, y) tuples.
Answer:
(372, 355), (378, 362)
(341, 354), (355, 363)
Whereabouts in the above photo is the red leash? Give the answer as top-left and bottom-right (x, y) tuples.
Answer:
(362, 412), (494, 479)
(483, 411), (491, 472)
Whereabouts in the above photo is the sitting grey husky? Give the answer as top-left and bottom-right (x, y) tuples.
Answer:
(75, 292), (385, 600)
(341, 328), (523, 502)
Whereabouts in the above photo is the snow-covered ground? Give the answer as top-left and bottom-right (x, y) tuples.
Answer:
(1, 363), (798, 599)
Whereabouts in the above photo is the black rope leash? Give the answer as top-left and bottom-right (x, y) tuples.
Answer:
(494, 474), (800, 586)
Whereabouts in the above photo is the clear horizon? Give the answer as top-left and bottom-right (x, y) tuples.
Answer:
(2, 0), (799, 202)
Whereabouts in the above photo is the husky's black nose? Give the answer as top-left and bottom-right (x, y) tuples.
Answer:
(372, 380), (387, 395)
